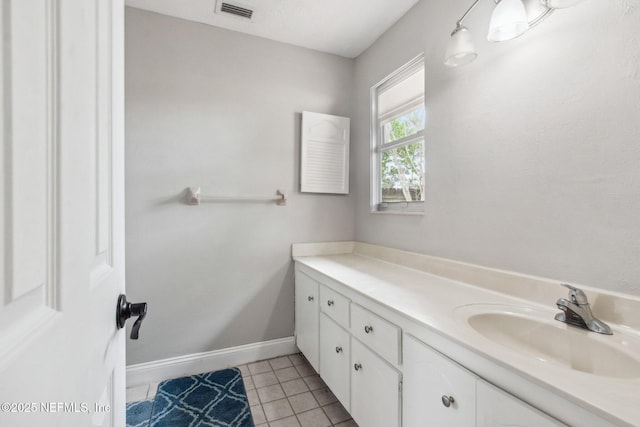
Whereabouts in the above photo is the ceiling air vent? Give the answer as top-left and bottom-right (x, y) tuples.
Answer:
(218, 2), (254, 20)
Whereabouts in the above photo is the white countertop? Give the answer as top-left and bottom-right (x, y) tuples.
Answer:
(293, 243), (640, 427)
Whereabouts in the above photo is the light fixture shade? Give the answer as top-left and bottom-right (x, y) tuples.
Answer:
(542, 0), (585, 8)
(487, 0), (530, 42)
(522, 0), (554, 28)
(444, 27), (477, 67)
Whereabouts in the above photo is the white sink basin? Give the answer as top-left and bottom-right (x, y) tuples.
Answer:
(455, 304), (640, 379)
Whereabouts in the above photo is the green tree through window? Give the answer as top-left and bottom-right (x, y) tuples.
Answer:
(381, 108), (425, 202)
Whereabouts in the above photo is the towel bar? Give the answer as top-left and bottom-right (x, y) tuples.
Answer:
(187, 187), (286, 206)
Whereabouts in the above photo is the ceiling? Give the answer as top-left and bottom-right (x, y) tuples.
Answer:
(124, 0), (421, 58)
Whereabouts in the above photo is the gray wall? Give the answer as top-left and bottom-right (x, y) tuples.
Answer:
(353, 0), (640, 296)
(126, 1), (640, 365)
(125, 8), (355, 364)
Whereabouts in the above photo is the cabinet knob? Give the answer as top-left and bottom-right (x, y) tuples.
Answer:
(354, 363), (362, 371)
(335, 346), (342, 353)
(308, 296), (314, 301)
(441, 395), (455, 408)
(327, 300), (334, 306)
(364, 325), (373, 334)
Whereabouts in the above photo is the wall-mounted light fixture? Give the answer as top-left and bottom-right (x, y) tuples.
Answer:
(445, 0), (585, 67)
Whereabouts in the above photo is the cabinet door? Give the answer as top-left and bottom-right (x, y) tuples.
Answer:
(351, 338), (401, 427)
(295, 270), (319, 371)
(320, 313), (351, 410)
(403, 334), (476, 427)
(477, 380), (566, 427)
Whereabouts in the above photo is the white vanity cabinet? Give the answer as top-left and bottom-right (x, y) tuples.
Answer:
(294, 270), (320, 371)
(319, 313), (351, 410)
(295, 267), (401, 426)
(351, 338), (401, 427)
(404, 334), (476, 427)
(403, 334), (566, 427)
(476, 380), (565, 427)
(294, 264), (567, 427)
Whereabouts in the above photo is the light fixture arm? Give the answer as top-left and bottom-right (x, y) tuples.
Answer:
(445, 0), (557, 67)
(454, 0), (552, 35)
(453, 0), (502, 33)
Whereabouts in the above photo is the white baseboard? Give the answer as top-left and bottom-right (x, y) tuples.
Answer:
(126, 336), (298, 387)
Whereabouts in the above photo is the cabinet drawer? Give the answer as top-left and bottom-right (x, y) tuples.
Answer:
(320, 285), (350, 328)
(351, 303), (400, 365)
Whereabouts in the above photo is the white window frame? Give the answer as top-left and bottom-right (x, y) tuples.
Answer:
(370, 54), (425, 214)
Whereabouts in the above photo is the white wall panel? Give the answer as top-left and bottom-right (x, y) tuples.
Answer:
(301, 111), (350, 194)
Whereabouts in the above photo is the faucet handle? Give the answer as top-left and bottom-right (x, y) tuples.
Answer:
(561, 283), (589, 305)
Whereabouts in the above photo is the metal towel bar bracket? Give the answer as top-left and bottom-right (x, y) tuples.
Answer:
(187, 187), (286, 206)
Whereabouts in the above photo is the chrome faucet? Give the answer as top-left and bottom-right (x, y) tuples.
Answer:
(555, 283), (613, 335)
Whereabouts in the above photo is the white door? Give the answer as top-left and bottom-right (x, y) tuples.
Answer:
(0, 1), (127, 426)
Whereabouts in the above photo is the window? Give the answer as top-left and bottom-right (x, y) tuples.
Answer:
(371, 55), (425, 213)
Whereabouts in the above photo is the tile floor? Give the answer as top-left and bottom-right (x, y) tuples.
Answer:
(126, 353), (359, 427)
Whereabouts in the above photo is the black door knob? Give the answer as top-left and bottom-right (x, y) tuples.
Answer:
(116, 294), (147, 339)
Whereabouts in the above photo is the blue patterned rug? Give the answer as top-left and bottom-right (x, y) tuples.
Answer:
(127, 368), (254, 427)
(126, 400), (154, 427)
